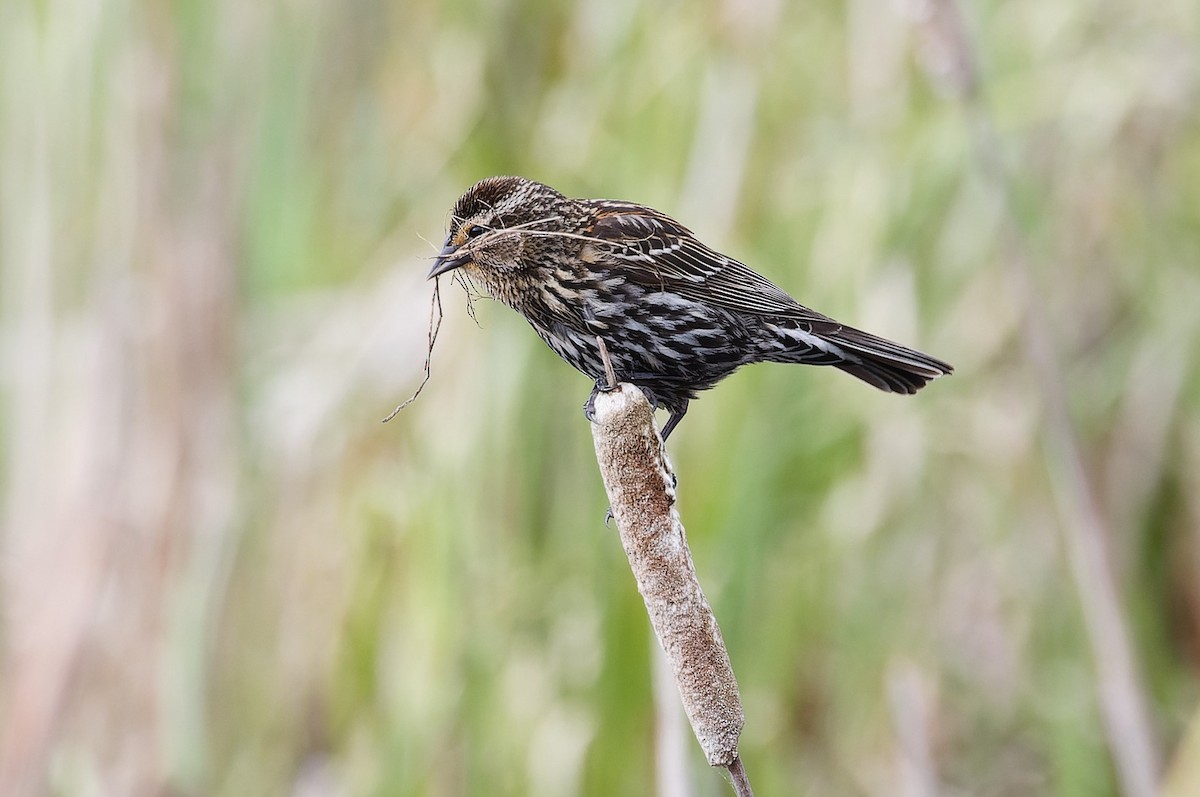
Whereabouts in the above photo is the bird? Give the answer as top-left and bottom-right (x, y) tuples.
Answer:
(428, 176), (952, 441)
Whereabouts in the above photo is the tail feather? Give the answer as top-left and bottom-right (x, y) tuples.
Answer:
(828, 325), (953, 395)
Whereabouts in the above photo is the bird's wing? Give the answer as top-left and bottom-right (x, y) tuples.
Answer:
(588, 202), (841, 332)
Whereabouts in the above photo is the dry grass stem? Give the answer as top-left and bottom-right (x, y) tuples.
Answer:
(910, 2), (1162, 794)
(382, 276), (444, 422)
(973, 108), (1162, 796)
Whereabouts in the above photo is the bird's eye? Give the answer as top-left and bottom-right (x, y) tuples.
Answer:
(466, 224), (487, 238)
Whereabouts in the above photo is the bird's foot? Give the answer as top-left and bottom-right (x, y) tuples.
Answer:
(583, 381), (607, 424)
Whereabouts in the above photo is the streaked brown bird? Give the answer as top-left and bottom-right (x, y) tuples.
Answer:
(430, 176), (952, 440)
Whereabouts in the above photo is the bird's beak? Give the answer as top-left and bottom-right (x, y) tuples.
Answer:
(428, 242), (471, 279)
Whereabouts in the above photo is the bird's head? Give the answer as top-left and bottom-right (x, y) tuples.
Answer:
(428, 176), (575, 284)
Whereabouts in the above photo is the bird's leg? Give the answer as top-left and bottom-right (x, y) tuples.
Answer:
(583, 380), (606, 423)
(657, 403), (688, 490)
(659, 402), (688, 442)
(586, 335), (624, 424)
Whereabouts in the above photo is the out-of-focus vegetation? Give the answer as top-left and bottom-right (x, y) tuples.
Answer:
(2, 0), (1199, 795)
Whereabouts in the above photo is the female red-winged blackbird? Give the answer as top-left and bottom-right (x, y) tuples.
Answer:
(430, 176), (952, 440)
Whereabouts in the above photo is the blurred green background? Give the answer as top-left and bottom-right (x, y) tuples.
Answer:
(3, 0), (1200, 795)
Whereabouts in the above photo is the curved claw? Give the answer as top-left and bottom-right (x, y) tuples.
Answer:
(604, 506), (614, 527)
(583, 382), (603, 423)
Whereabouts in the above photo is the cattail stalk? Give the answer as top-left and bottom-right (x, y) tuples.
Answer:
(587, 351), (752, 795)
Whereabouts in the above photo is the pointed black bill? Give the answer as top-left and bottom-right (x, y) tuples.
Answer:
(428, 243), (471, 279)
